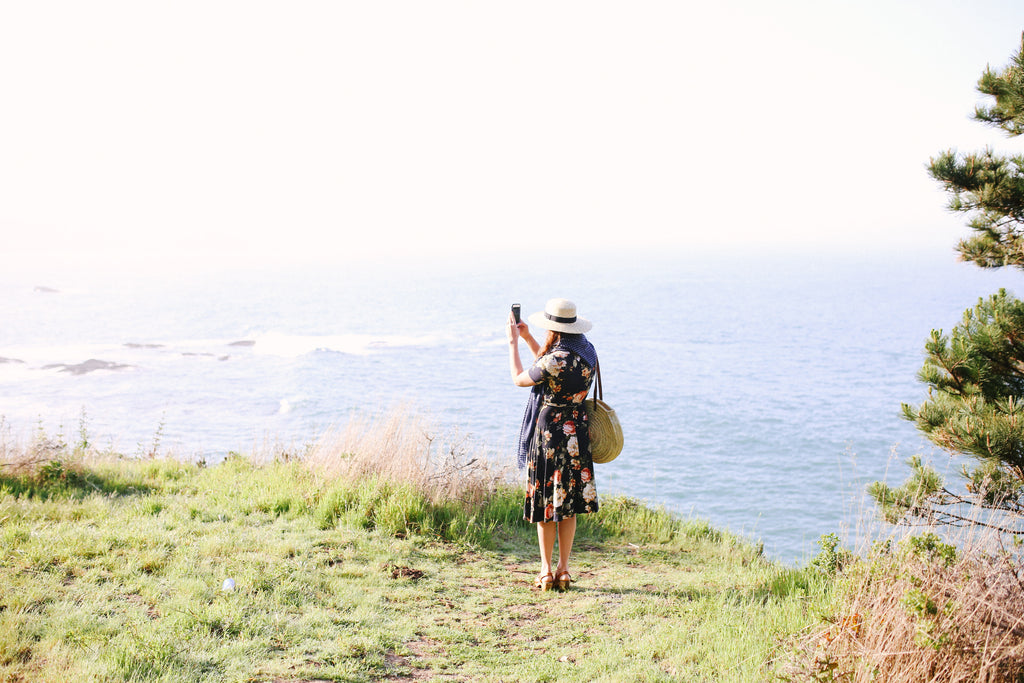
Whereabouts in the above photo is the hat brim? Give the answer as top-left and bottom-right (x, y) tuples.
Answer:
(528, 311), (593, 334)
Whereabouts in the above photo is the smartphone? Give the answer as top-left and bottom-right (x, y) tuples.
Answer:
(511, 303), (521, 324)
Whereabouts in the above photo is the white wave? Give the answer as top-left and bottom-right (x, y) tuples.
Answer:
(0, 338), (238, 372)
(0, 342), (126, 367)
(250, 332), (442, 357)
(0, 332), (439, 369)
(0, 359), (34, 383)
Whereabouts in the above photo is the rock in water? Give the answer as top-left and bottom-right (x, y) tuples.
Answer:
(42, 359), (132, 375)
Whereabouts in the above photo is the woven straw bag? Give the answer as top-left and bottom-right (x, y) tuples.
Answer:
(586, 360), (623, 464)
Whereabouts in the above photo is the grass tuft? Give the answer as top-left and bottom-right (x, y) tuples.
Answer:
(304, 407), (509, 508)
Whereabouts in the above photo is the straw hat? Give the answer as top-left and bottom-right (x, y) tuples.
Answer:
(528, 298), (592, 334)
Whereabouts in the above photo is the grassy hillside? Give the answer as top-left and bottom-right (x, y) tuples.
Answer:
(3, 413), (1022, 682)
(0, 451), (830, 682)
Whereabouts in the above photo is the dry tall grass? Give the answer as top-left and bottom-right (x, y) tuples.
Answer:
(303, 406), (513, 509)
(0, 417), (73, 476)
(787, 526), (1024, 682)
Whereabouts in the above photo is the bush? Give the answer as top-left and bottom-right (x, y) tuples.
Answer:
(785, 530), (1024, 682)
(811, 533), (854, 577)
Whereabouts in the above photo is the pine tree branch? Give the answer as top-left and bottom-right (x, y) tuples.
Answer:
(938, 487), (1024, 515)
(903, 503), (1024, 535)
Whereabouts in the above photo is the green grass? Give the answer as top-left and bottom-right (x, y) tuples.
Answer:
(0, 455), (832, 682)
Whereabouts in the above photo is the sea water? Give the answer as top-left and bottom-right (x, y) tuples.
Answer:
(0, 247), (1017, 562)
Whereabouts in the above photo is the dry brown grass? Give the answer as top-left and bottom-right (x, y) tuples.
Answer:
(787, 528), (1024, 682)
(302, 406), (513, 508)
(1, 407), (512, 509)
(0, 419), (69, 476)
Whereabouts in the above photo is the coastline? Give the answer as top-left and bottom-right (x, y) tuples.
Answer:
(3, 425), (1022, 681)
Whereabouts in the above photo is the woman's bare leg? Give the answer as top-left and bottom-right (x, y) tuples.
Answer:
(555, 515), (577, 576)
(537, 521), (556, 577)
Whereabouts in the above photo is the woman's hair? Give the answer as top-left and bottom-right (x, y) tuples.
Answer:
(538, 330), (561, 357)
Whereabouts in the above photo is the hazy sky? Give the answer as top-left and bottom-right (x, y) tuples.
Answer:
(2, 1), (1023, 271)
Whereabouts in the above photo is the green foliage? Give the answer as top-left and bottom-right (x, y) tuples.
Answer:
(965, 459), (1023, 507)
(975, 35), (1024, 136)
(868, 457), (945, 525)
(810, 533), (853, 576)
(578, 495), (715, 545)
(76, 407), (91, 452)
(38, 460), (79, 486)
(760, 566), (825, 602)
(905, 532), (958, 568)
(876, 290), (1024, 530)
(929, 149), (1024, 268)
(901, 587), (939, 617)
(888, 532), (959, 652)
(903, 290), (1024, 471)
(900, 586), (955, 651)
(881, 36), (1024, 531)
(793, 532), (1024, 681)
(313, 475), (523, 547)
(929, 35), (1024, 269)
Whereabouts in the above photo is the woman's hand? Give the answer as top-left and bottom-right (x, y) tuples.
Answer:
(507, 312), (523, 345)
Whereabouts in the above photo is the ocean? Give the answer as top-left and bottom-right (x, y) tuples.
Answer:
(1, 247), (1016, 563)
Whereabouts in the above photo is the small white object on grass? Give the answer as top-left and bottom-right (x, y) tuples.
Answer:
(222, 578), (235, 592)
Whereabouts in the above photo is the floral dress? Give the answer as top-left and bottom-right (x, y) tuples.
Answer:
(524, 348), (599, 523)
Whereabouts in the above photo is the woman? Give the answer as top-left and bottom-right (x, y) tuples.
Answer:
(507, 298), (599, 591)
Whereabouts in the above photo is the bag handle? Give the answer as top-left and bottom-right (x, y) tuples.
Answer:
(590, 359), (603, 402)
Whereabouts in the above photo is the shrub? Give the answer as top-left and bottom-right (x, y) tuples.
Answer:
(811, 533), (854, 577)
(785, 529), (1024, 682)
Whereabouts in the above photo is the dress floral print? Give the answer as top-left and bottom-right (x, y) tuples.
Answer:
(524, 348), (599, 523)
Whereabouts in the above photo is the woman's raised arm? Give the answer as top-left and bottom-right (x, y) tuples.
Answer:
(507, 313), (539, 387)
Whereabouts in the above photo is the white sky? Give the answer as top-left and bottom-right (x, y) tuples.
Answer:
(1, 0), (1023, 272)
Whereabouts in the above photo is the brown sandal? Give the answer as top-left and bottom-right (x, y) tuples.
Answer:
(536, 573), (555, 591)
(554, 571), (572, 591)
